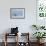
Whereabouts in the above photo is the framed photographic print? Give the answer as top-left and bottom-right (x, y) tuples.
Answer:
(10, 8), (25, 19)
(36, 0), (46, 26)
(37, 0), (46, 18)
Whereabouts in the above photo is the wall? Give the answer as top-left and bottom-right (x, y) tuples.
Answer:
(0, 0), (36, 42)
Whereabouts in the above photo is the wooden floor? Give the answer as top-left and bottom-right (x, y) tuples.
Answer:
(0, 42), (46, 46)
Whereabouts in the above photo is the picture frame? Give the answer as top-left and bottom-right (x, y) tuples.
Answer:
(37, 0), (46, 18)
(36, 0), (46, 26)
(10, 8), (25, 19)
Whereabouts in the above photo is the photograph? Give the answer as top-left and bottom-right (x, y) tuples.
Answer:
(10, 8), (25, 19)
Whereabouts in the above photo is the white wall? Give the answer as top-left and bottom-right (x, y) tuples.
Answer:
(0, 0), (36, 42)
